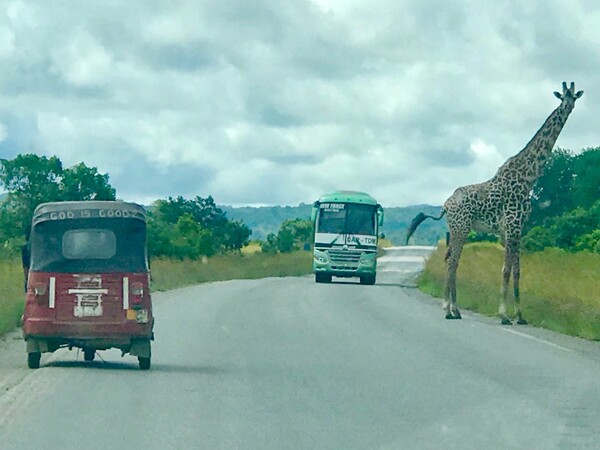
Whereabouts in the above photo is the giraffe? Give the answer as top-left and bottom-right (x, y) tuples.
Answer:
(406, 82), (583, 324)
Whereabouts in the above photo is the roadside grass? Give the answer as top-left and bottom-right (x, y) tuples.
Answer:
(150, 250), (313, 291)
(379, 237), (394, 248)
(0, 259), (25, 336)
(418, 242), (600, 340)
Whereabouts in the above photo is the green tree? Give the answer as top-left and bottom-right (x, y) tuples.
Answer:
(276, 227), (295, 253)
(552, 207), (598, 249)
(574, 230), (600, 253)
(260, 233), (278, 254)
(522, 199), (600, 253)
(148, 195), (251, 258)
(0, 154), (116, 241)
(60, 162), (116, 201)
(528, 148), (575, 230)
(0, 154), (63, 235)
(260, 218), (314, 253)
(214, 220), (252, 252)
(153, 195), (227, 228)
(521, 226), (556, 252)
(571, 147), (600, 210)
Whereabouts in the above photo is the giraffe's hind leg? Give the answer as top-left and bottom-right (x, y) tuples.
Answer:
(444, 232), (466, 320)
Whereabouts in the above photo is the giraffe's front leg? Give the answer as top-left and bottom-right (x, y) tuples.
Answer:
(500, 241), (518, 325)
(500, 262), (512, 325)
(513, 251), (527, 325)
(444, 237), (464, 320)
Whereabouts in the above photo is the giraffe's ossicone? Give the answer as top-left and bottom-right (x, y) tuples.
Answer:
(406, 82), (583, 324)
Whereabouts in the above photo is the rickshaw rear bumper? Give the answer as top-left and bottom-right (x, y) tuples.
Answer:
(23, 318), (154, 351)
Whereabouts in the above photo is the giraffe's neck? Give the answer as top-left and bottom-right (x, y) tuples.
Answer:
(497, 103), (574, 184)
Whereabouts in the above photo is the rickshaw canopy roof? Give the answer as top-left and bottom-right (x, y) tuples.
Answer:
(32, 201), (146, 227)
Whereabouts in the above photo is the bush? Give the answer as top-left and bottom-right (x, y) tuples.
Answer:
(467, 231), (498, 243)
(575, 230), (600, 253)
(522, 226), (555, 252)
(260, 218), (313, 254)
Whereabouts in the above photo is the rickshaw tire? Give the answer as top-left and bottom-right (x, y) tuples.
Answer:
(28, 352), (41, 369)
(84, 349), (95, 362)
(138, 357), (151, 370)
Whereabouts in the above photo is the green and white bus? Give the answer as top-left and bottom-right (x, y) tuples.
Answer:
(311, 191), (384, 285)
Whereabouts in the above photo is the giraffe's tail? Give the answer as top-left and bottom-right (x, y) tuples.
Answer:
(404, 210), (446, 245)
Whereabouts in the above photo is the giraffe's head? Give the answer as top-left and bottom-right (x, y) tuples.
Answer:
(553, 81), (583, 111)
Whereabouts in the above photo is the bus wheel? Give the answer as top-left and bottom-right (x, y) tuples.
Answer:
(138, 357), (151, 370)
(28, 352), (41, 369)
(315, 273), (332, 283)
(360, 274), (376, 285)
(84, 349), (95, 362)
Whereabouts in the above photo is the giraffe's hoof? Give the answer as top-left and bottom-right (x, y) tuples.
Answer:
(445, 313), (461, 320)
(516, 318), (528, 325)
(452, 311), (462, 319)
(501, 318), (512, 325)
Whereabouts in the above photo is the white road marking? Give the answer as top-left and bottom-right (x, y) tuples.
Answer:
(501, 328), (573, 353)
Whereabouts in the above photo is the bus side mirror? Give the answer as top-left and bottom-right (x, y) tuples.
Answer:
(377, 206), (384, 226)
(310, 202), (319, 222)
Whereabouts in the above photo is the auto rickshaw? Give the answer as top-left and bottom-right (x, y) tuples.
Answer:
(22, 201), (154, 370)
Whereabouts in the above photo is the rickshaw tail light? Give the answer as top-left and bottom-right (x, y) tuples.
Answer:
(131, 282), (144, 305)
(34, 285), (47, 296)
(131, 282), (144, 296)
(33, 284), (48, 305)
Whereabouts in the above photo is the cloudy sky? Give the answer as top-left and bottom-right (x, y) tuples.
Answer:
(0, 0), (598, 207)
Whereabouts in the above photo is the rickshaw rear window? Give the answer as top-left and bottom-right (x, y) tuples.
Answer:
(63, 229), (116, 260)
(29, 218), (148, 273)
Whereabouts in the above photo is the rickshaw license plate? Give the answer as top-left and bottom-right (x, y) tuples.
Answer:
(127, 309), (149, 323)
(136, 309), (149, 324)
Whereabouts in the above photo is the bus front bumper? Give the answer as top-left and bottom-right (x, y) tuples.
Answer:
(313, 249), (377, 276)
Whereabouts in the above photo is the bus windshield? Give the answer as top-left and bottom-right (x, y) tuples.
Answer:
(317, 203), (376, 235)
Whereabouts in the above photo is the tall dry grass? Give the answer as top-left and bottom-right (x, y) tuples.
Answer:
(150, 250), (313, 291)
(0, 259), (26, 336)
(418, 242), (600, 340)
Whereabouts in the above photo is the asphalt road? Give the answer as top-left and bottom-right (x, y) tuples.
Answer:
(1, 246), (600, 449)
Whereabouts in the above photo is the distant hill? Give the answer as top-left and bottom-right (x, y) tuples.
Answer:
(220, 203), (447, 246)
(220, 203), (313, 241)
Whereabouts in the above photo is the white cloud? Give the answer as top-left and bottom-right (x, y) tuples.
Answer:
(5, 1), (38, 29)
(469, 139), (504, 169)
(50, 30), (113, 87)
(0, 26), (15, 59)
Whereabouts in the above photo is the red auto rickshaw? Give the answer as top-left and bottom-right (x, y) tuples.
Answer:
(22, 201), (154, 370)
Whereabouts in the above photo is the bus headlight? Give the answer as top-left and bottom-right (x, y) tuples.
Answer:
(360, 253), (376, 266)
(314, 250), (329, 265)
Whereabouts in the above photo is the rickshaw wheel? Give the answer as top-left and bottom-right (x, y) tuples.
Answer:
(138, 357), (151, 370)
(84, 349), (95, 362)
(28, 352), (41, 369)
